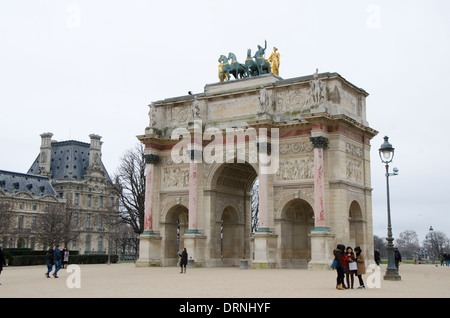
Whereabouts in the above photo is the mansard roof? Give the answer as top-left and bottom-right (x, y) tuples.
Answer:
(27, 140), (111, 182)
(0, 170), (57, 196)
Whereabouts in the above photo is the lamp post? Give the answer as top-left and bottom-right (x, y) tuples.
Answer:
(379, 136), (401, 281)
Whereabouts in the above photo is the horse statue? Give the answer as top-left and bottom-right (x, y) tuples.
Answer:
(218, 54), (247, 81)
(227, 53), (248, 79)
(245, 49), (259, 77)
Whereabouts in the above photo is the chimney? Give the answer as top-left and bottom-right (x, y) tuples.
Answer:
(39, 132), (53, 175)
(89, 134), (103, 168)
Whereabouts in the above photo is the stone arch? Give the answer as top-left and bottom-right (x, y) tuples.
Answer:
(348, 200), (364, 248)
(162, 204), (189, 266)
(220, 206), (245, 263)
(208, 161), (257, 266)
(278, 198), (315, 268)
(204, 159), (259, 192)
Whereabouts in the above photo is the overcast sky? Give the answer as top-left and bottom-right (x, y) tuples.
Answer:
(1, 0), (449, 241)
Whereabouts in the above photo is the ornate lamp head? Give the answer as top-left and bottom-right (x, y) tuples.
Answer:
(379, 136), (395, 163)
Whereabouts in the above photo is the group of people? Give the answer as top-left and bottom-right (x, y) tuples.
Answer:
(45, 245), (69, 278)
(333, 244), (366, 290)
(439, 252), (450, 266)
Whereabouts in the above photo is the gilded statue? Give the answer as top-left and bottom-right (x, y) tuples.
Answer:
(268, 47), (280, 76)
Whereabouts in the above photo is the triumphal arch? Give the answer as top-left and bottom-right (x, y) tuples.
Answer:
(136, 48), (377, 269)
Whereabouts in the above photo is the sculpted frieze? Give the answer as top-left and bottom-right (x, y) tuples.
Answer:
(279, 140), (313, 155)
(163, 167), (189, 188)
(346, 158), (363, 183)
(275, 87), (312, 112)
(345, 143), (363, 159)
(276, 156), (314, 181)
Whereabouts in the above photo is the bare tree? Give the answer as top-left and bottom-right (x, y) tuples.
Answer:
(109, 144), (146, 234)
(423, 230), (449, 260)
(251, 177), (259, 233)
(34, 204), (75, 248)
(396, 230), (420, 259)
(373, 235), (387, 258)
(0, 201), (14, 235)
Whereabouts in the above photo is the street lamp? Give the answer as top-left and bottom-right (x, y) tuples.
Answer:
(379, 136), (401, 281)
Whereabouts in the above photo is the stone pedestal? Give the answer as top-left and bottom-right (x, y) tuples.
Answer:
(135, 233), (162, 267)
(251, 231), (278, 269)
(308, 228), (335, 270)
(183, 232), (207, 267)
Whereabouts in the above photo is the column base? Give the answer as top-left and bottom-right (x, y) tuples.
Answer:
(308, 227), (335, 271)
(251, 230), (278, 269)
(384, 269), (402, 281)
(135, 233), (162, 267)
(183, 231), (207, 268)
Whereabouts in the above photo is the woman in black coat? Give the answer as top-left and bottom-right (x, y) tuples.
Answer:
(179, 248), (188, 274)
(0, 247), (6, 284)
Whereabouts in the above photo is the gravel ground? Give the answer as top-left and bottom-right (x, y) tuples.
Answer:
(0, 262), (449, 299)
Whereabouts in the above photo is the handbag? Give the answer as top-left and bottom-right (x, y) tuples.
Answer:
(349, 261), (357, 271)
(331, 259), (338, 269)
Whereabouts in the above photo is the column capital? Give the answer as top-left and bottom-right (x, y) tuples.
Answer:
(144, 154), (160, 165)
(310, 136), (328, 149)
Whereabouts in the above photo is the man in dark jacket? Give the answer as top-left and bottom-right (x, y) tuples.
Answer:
(53, 245), (62, 278)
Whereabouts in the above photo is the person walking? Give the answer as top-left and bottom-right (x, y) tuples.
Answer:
(333, 244), (347, 290)
(354, 246), (366, 289)
(345, 246), (357, 289)
(62, 247), (69, 269)
(53, 245), (62, 278)
(374, 248), (381, 266)
(45, 248), (54, 278)
(394, 248), (402, 271)
(179, 247), (188, 274)
(0, 246), (6, 285)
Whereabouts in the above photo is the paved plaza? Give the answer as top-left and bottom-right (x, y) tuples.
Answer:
(0, 262), (449, 299)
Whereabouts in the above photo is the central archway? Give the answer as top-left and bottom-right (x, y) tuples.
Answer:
(209, 162), (257, 266)
(279, 199), (314, 268)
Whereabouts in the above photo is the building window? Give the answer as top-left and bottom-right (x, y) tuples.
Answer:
(73, 212), (78, 227)
(31, 216), (36, 229)
(98, 236), (103, 253)
(74, 193), (79, 206)
(32, 203), (37, 211)
(87, 194), (91, 207)
(86, 214), (90, 230)
(18, 215), (24, 229)
(99, 196), (104, 208)
(98, 215), (102, 230)
(85, 235), (91, 253)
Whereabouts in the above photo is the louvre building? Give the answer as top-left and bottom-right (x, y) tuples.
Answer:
(0, 132), (118, 253)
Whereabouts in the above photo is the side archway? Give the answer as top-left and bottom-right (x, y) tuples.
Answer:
(349, 200), (364, 248)
(162, 204), (189, 266)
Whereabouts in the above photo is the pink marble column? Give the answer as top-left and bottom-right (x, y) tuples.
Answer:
(310, 136), (328, 229)
(258, 169), (269, 231)
(143, 154), (159, 234)
(257, 135), (271, 232)
(187, 149), (200, 234)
